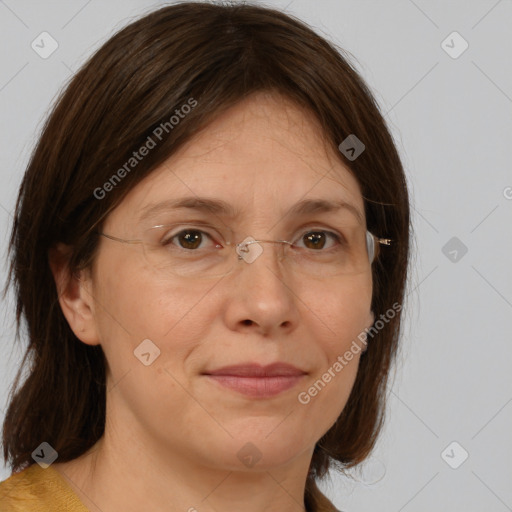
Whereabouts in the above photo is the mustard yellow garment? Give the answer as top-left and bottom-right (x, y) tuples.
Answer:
(0, 463), (88, 511)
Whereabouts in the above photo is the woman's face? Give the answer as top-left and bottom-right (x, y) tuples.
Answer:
(79, 92), (375, 471)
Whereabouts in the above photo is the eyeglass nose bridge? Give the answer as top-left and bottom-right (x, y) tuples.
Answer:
(235, 237), (292, 263)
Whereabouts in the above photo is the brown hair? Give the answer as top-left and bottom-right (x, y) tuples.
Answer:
(2, 2), (410, 510)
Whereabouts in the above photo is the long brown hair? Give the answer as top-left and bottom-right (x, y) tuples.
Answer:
(2, 2), (410, 510)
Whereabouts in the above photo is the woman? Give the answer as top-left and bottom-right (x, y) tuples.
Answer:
(0, 2), (410, 511)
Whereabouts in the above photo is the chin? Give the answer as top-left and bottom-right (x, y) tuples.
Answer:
(206, 426), (312, 472)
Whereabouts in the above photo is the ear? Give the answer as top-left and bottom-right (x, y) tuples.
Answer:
(48, 243), (100, 346)
(367, 309), (375, 327)
(361, 309), (375, 354)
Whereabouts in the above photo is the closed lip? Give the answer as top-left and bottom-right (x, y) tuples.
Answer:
(202, 362), (307, 377)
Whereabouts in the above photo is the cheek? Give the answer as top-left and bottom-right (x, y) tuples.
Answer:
(89, 258), (214, 421)
(297, 356), (360, 442)
(295, 276), (371, 421)
(91, 252), (225, 402)
(93, 247), (210, 340)
(305, 274), (373, 348)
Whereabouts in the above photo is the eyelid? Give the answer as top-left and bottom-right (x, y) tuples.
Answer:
(161, 225), (224, 248)
(292, 221), (350, 240)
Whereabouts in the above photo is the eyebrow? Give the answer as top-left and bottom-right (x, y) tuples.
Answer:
(138, 196), (364, 224)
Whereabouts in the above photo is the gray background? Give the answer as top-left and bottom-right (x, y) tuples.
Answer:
(1, 1), (511, 511)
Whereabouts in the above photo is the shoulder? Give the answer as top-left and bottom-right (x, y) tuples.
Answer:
(0, 465), (43, 511)
(0, 463), (88, 512)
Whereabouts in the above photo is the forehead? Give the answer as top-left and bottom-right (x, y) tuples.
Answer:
(106, 92), (365, 229)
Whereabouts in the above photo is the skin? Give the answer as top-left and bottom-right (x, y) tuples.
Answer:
(50, 91), (375, 512)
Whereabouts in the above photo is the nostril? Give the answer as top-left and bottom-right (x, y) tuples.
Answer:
(242, 319), (253, 326)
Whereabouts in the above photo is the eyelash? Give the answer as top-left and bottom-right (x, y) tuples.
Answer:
(161, 226), (346, 251)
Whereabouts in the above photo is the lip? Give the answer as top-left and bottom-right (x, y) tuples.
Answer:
(203, 363), (307, 398)
(204, 362), (306, 377)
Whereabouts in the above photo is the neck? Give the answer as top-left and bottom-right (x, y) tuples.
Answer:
(53, 425), (314, 512)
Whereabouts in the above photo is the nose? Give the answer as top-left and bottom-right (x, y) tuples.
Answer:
(222, 239), (300, 336)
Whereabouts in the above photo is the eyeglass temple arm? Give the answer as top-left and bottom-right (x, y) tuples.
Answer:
(238, 237), (392, 247)
(98, 232), (142, 245)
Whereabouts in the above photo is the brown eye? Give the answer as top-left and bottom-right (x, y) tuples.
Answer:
(303, 232), (327, 250)
(175, 230), (204, 250)
(158, 225), (225, 252)
(297, 230), (343, 251)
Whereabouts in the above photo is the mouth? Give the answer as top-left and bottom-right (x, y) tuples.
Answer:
(202, 363), (307, 398)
